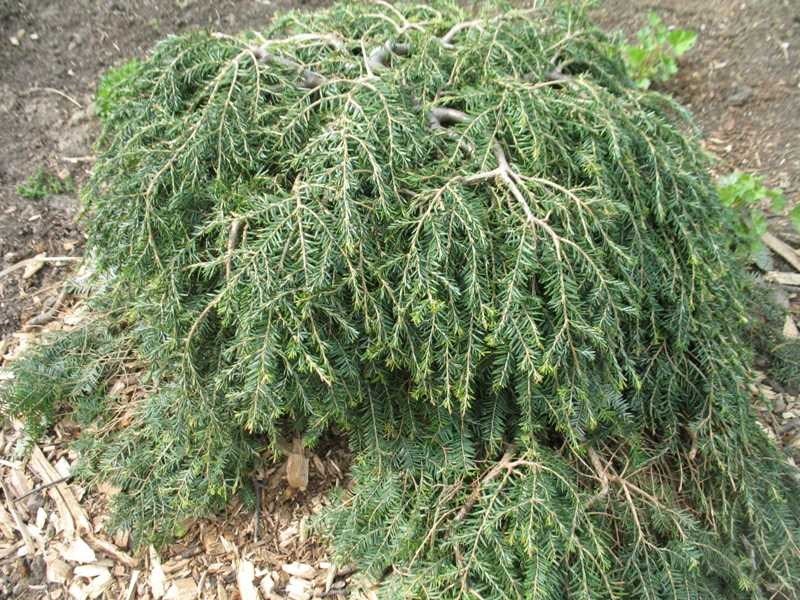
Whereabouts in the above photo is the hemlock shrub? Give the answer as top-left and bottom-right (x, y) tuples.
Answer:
(3, 2), (800, 598)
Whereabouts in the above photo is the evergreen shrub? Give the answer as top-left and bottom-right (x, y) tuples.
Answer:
(3, 1), (800, 597)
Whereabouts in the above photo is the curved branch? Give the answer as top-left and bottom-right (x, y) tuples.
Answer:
(440, 20), (484, 48)
(366, 41), (411, 74)
(252, 47), (326, 89)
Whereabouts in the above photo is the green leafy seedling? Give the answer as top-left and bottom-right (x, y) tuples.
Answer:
(717, 171), (799, 261)
(623, 13), (697, 89)
(16, 167), (74, 200)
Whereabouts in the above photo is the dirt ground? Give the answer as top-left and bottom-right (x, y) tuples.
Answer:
(1, 0), (799, 599)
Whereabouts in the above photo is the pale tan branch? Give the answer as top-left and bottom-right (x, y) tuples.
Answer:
(0, 256), (81, 281)
(441, 20), (484, 48)
(762, 232), (800, 272)
(455, 448), (515, 522)
(225, 218), (245, 281)
(252, 47), (326, 89)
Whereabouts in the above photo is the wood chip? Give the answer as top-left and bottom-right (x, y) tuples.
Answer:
(123, 569), (140, 600)
(148, 546), (166, 599)
(282, 562), (316, 580)
(85, 569), (113, 599)
(73, 564), (110, 579)
(87, 534), (138, 568)
(259, 573), (275, 596)
(22, 252), (46, 279)
(35, 506), (47, 529)
(29, 444), (91, 535)
(1, 480), (36, 555)
(285, 576), (311, 600)
(765, 271), (800, 287)
(0, 502), (17, 539)
(763, 232), (800, 272)
(286, 452), (309, 491)
(47, 557), (72, 584)
(8, 468), (33, 498)
(55, 457), (72, 479)
(236, 559), (258, 600)
(68, 579), (89, 600)
(784, 315), (799, 339)
(62, 538), (97, 564)
(165, 577), (198, 600)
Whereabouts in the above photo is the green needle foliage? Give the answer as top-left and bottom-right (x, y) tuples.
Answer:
(3, 1), (800, 598)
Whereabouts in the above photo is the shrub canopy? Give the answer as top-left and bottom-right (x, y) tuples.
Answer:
(4, 1), (800, 598)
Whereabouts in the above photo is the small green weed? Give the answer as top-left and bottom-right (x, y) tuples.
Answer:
(623, 13), (697, 89)
(718, 171), (800, 261)
(95, 59), (141, 121)
(16, 167), (74, 200)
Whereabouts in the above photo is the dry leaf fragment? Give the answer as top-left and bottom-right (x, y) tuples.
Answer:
(278, 525), (298, 548)
(236, 559), (258, 600)
(311, 454), (326, 476)
(113, 528), (130, 550)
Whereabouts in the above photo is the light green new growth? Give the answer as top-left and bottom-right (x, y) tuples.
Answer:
(622, 13), (697, 89)
(3, 1), (800, 598)
(17, 166), (74, 200)
(717, 170), (800, 262)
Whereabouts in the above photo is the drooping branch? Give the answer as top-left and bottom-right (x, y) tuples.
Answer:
(251, 46), (326, 89)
